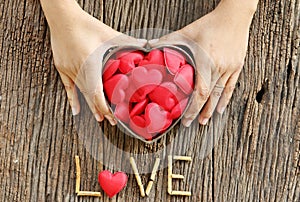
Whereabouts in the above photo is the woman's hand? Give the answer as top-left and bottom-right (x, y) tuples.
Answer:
(149, 0), (258, 126)
(40, 0), (146, 125)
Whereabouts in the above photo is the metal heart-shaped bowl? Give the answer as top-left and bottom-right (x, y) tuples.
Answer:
(102, 45), (196, 143)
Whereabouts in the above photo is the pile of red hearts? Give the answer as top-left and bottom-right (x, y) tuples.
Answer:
(103, 47), (195, 141)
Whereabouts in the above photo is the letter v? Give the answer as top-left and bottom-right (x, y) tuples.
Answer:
(130, 157), (160, 197)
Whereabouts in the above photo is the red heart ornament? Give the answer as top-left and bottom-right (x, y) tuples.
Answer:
(102, 46), (195, 142)
(171, 98), (189, 119)
(130, 98), (149, 117)
(131, 66), (163, 89)
(145, 103), (172, 133)
(149, 85), (177, 111)
(102, 59), (120, 82)
(164, 48), (186, 75)
(174, 64), (194, 94)
(118, 51), (144, 74)
(98, 170), (128, 198)
(103, 74), (129, 105)
(130, 116), (153, 140)
(114, 102), (130, 124)
(139, 49), (165, 66)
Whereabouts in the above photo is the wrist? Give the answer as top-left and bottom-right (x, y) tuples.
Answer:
(40, 0), (84, 30)
(220, 0), (258, 15)
(216, 0), (258, 22)
(208, 0), (258, 31)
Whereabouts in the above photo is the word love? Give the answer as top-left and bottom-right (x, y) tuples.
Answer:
(103, 46), (195, 142)
(74, 155), (192, 198)
(130, 155), (192, 197)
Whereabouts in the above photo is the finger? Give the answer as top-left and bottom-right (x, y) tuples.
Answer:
(59, 72), (80, 116)
(181, 72), (211, 127)
(93, 81), (117, 126)
(198, 74), (230, 125)
(84, 94), (104, 122)
(216, 69), (241, 114)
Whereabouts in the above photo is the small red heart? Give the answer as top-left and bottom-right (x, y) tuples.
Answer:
(118, 51), (144, 74)
(114, 102), (130, 124)
(164, 48), (186, 75)
(149, 85), (177, 111)
(140, 64), (167, 78)
(160, 82), (178, 95)
(145, 103), (172, 133)
(98, 170), (128, 198)
(103, 74), (129, 104)
(130, 116), (153, 140)
(130, 98), (149, 117)
(171, 98), (189, 119)
(124, 80), (148, 103)
(132, 66), (163, 90)
(174, 64), (194, 94)
(102, 59), (120, 82)
(139, 49), (165, 66)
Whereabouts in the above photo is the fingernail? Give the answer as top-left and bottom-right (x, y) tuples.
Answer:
(185, 120), (193, 127)
(219, 107), (226, 114)
(105, 115), (117, 126)
(148, 39), (159, 44)
(200, 118), (209, 125)
(72, 107), (79, 115)
(94, 113), (103, 122)
(183, 119), (193, 127)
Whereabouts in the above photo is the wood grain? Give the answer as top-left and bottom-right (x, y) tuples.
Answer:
(0, 0), (299, 201)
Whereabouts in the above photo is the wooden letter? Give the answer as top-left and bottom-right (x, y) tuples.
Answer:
(167, 155), (192, 196)
(130, 157), (160, 197)
(74, 155), (101, 197)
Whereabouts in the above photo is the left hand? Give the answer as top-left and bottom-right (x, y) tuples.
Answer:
(149, 1), (256, 126)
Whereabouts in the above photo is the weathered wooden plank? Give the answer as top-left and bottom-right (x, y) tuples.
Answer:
(0, 0), (299, 201)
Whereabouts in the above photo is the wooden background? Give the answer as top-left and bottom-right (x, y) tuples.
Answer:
(0, 0), (299, 201)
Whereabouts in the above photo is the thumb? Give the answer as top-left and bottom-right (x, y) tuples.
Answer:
(93, 81), (117, 126)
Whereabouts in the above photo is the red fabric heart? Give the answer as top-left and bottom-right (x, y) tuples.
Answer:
(129, 66), (163, 102)
(118, 51), (144, 74)
(124, 81), (143, 102)
(114, 102), (130, 124)
(130, 116), (153, 140)
(104, 74), (129, 104)
(171, 98), (189, 119)
(102, 59), (120, 82)
(149, 85), (177, 111)
(145, 103), (172, 133)
(164, 48), (186, 75)
(131, 66), (163, 89)
(139, 49), (165, 66)
(98, 170), (128, 198)
(174, 64), (194, 94)
(160, 82), (178, 95)
(130, 98), (149, 117)
(140, 64), (167, 78)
